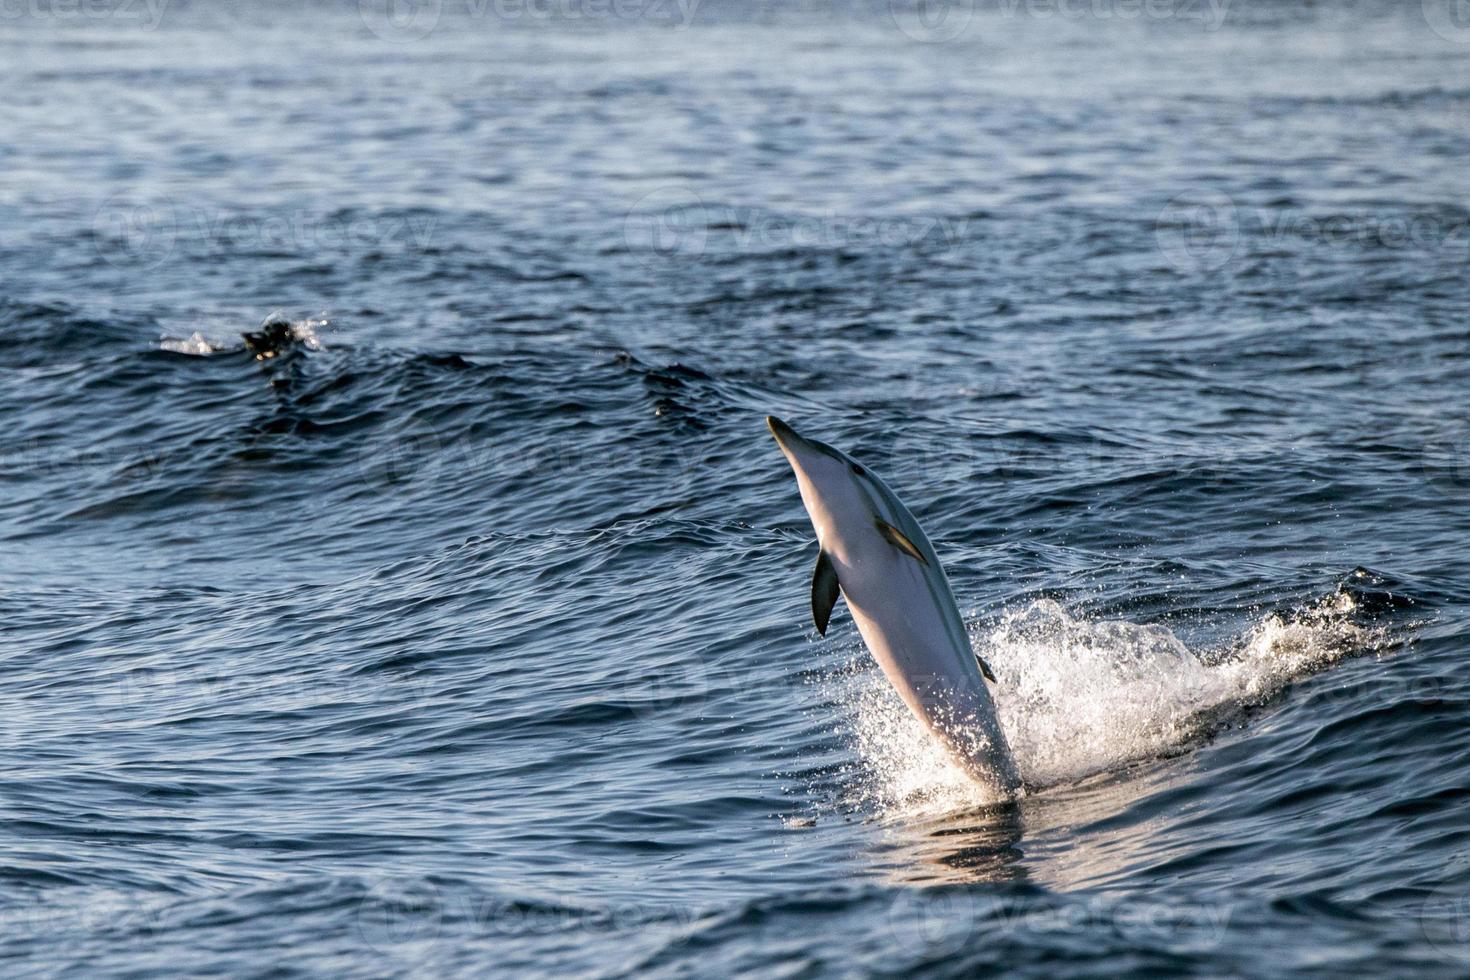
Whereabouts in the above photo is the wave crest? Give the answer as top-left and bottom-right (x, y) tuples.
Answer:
(840, 590), (1396, 814)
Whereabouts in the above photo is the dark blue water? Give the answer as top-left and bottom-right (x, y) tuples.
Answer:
(4, 1), (1470, 975)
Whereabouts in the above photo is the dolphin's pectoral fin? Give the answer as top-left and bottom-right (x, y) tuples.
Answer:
(812, 548), (840, 636)
(976, 655), (998, 683)
(875, 519), (929, 566)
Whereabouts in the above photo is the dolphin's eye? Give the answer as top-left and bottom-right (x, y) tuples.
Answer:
(851, 463), (865, 477)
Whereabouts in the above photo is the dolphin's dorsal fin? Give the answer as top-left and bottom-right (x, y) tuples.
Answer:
(875, 519), (929, 566)
(812, 548), (840, 636)
(976, 655), (997, 683)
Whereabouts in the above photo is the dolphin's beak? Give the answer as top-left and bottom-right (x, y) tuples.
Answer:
(767, 415), (798, 453)
(767, 415), (814, 463)
(769, 415), (843, 483)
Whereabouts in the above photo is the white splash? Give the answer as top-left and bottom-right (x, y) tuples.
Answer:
(272, 314), (327, 352)
(160, 331), (223, 356)
(160, 313), (327, 357)
(837, 593), (1389, 815)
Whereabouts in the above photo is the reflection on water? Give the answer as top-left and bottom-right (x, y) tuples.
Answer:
(873, 801), (1028, 887)
(870, 754), (1211, 893)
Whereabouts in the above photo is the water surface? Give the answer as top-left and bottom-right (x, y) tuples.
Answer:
(3, 1), (1470, 975)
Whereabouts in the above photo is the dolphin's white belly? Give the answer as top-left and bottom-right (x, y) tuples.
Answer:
(839, 553), (1020, 791)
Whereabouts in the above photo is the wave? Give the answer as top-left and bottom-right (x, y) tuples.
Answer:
(835, 576), (1412, 814)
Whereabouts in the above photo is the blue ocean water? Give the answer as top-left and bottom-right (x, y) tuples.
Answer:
(3, 0), (1470, 975)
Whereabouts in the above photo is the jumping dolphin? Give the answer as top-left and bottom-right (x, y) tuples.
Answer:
(767, 416), (1022, 796)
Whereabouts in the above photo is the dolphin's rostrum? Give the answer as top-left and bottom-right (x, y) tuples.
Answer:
(767, 415), (1022, 796)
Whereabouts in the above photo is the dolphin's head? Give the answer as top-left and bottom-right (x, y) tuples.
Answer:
(767, 415), (879, 554)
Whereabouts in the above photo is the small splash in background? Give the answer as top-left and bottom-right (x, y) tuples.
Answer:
(161, 311), (327, 358)
(835, 588), (1397, 817)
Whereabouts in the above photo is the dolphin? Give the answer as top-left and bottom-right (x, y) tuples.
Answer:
(767, 416), (1022, 796)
